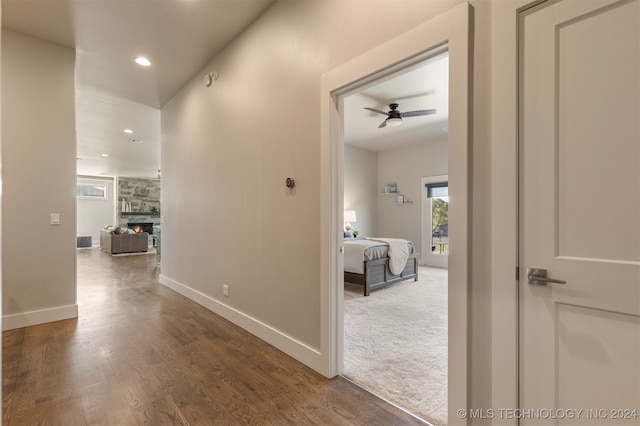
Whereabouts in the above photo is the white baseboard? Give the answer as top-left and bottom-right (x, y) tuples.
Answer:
(3, 304), (78, 331)
(159, 274), (323, 372)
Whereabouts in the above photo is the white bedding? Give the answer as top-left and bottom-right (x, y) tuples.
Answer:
(343, 238), (413, 274)
(344, 239), (383, 274)
(366, 238), (410, 275)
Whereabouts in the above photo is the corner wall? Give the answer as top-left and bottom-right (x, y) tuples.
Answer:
(377, 139), (448, 255)
(1, 30), (77, 329)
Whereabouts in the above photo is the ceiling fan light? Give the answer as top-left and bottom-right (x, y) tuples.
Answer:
(386, 117), (402, 126)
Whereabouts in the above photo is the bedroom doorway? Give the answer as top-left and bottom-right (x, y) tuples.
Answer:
(320, 4), (470, 424)
(340, 53), (449, 425)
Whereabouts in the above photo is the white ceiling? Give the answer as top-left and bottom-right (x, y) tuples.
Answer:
(2, 0), (275, 177)
(344, 52), (449, 152)
(3, 0), (447, 176)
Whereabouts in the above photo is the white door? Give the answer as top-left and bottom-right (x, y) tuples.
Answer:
(520, 0), (640, 423)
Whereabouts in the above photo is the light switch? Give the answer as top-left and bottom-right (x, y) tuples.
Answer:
(50, 213), (60, 225)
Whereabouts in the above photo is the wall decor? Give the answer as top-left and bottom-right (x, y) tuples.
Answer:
(384, 183), (398, 194)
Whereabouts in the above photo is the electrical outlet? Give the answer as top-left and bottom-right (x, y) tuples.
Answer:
(223, 284), (229, 297)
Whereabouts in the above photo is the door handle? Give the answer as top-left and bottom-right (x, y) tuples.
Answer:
(527, 268), (566, 285)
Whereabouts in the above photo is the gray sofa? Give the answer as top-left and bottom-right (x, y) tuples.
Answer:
(100, 229), (149, 254)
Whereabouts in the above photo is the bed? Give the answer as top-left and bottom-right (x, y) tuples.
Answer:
(344, 238), (418, 296)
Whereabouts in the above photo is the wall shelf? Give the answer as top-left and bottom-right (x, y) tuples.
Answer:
(120, 212), (160, 217)
(383, 185), (412, 206)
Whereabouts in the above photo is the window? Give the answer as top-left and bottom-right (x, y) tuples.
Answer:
(427, 182), (448, 255)
(77, 183), (107, 199)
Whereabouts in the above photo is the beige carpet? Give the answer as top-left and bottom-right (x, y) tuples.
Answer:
(343, 266), (448, 426)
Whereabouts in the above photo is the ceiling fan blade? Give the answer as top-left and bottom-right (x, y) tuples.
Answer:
(378, 119), (387, 128)
(364, 107), (389, 116)
(391, 90), (436, 102)
(400, 109), (437, 118)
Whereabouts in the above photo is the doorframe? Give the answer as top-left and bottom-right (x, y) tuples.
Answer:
(491, 0), (547, 418)
(320, 3), (471, 423)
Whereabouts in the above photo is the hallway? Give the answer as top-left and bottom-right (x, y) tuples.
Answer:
(3, 248), (425, 425)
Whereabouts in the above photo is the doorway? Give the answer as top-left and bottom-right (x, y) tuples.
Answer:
(340, 54), (449, 424)
(319, 2), (471, 423)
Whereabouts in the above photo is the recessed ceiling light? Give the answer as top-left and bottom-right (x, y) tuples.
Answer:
(135, 57), (151, 67)
(124, 129), (134, 134)
(101, 153), (110, 157)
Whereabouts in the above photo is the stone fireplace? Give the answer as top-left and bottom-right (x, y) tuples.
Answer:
(127, 222), (154, 234)
(127, 222), (155, 245)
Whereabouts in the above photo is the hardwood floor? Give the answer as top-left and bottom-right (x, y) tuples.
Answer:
(3, 248), (425, 425)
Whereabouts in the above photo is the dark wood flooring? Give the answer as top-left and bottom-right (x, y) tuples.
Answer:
(3, 248), (425, 425)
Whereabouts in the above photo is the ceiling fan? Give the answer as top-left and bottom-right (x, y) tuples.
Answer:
(364, 102), (436, 128)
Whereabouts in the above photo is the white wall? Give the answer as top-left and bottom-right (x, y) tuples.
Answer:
(161, 0), (467, 353)
(1, 4), (3, 369)
(1, 30), (77, 329)
(344, 139), (449, 255)
(77, 177), (115, 244)
(160, 0), (494, 409)
(377, 139), (448, 255)
(469, 0), (494, 415)
(343, 144), (377, 237)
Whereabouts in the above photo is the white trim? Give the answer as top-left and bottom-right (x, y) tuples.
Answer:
(3, 304), (78, 331)
(76, 183), (109, 200)
(320, 3), (471, 423)
(77, 176), (113, 198)
(77, 175), (117, 181)
(491, 0), (537, 420)
(158, 274), (323, 370)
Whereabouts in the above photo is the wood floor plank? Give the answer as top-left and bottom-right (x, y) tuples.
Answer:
(3, 248), (427, 425)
